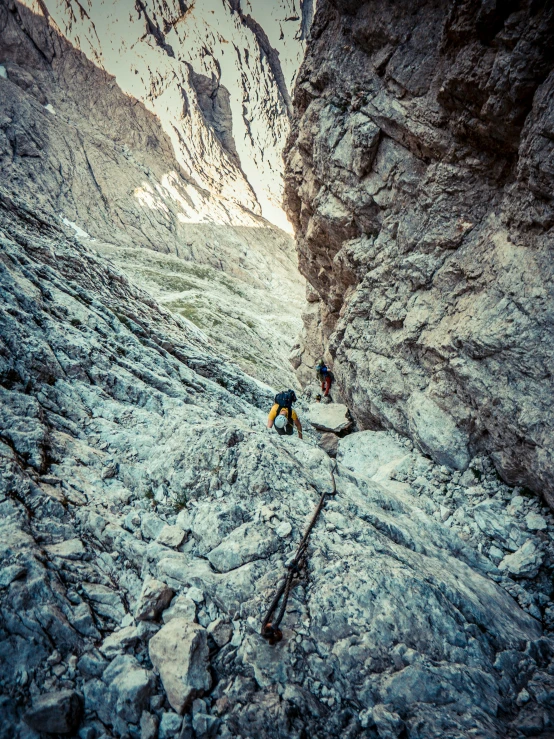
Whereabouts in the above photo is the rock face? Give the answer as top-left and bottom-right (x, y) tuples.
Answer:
(3, 3), (554, 736)
(20, 0), (313, 230)
(0, 0), (305, 388)
(284, 0), (554, 502)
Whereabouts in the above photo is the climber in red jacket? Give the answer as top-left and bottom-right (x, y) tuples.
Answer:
(316, 360), (333, 397)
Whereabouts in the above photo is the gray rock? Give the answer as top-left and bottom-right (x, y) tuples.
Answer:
(284, 0), (554, 504)
(162, 595), (197, 625)
(318, 432), (339, 458)
(103, 655), (155, 724)
(135, 579), (175, 622)
(142, 515), (166, 542)
(0, 564), (26, 588)
(407, 393), (469, 471)
(24, 690), (83, 734)
(192, 713), (219, 738)
(149, 619), (211, 714)
(206, 618), (233, 647)
(159, 712), (183, 739)
(140, 711), (159, 739)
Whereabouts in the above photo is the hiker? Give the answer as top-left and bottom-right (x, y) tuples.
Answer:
(316, 360), (333, 397)
(267, 389), (303, 439)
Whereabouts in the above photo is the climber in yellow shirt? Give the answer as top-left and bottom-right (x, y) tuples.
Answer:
(267, 390), (303, 439)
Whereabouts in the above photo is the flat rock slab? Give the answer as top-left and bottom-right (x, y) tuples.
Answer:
(45, 539), (85, 559)
(149, 619), (211, 714)
(337, 431), (408, 478)
(24, 690), (82, 734)
(307, 403), (351, 433)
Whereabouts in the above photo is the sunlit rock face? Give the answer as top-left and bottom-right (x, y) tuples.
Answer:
(0, 0), (308, 386)
(19, 0), (313, 231)
(285, 0), (554, 503)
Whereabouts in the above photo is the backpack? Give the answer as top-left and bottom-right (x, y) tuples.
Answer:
(273, 390), (296, 433)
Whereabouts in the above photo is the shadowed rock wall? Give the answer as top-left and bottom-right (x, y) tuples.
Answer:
(284, 0), (554, 503)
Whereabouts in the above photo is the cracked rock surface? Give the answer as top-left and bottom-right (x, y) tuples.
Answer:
(284, 0), (554, 503)
(3, 192), (554, 738)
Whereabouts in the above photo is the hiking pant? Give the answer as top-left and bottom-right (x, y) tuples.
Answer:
(275, 423), (294, 436)
(322, 375), (332, 396)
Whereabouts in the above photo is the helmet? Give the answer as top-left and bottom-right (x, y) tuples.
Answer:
(274, 414), (288, 429)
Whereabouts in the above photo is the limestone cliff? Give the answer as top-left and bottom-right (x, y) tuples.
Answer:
(285, 1), (554, 503)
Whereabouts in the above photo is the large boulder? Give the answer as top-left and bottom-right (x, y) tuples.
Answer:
(149, 619), (211, 714)
(307, 403), (351, 433)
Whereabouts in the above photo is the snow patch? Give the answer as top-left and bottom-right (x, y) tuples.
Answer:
(44, 103), (56, 115)
(0, 65), (7, 79)
(61, 217), (91, 240)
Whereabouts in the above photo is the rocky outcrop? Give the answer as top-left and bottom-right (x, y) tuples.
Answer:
(3, 190), (554, 738)
(284, 1), (554, 503)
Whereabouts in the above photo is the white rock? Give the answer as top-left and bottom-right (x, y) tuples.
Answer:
(507, 496), (525, 515)
(141, 514), (165, 541)
(157, 525), (186, 548)
(440, 505), (452, 522)
(525, 512), (547, 531)
(488, 545), (504, 563)
(275, 521), (292, 538)
(45, 539), (85, 559)
(99, 625), (139, 658)
(140, 711), (158, 739)
(407, 392), (470, 470)
(149, 619), (211, 714)
(337, 430), (409, 479)
(207, 523), (279, 573)
(499, 540), (544, 578)
(187, 587), (204, 604)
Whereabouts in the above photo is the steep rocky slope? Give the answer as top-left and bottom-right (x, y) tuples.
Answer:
(0, 0), (305, 386)
(3, 192), (554, 738)
(284, 0), (554, 503)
